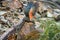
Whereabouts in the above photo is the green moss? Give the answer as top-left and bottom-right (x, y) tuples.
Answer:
(37, 18), (60, 40)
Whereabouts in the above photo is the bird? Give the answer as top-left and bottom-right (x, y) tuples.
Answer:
(24, 1), (38, 23)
